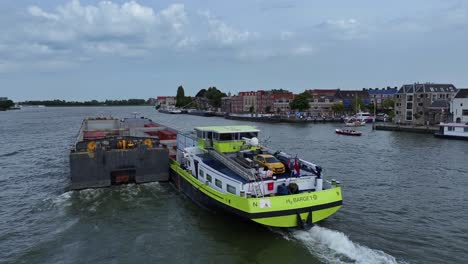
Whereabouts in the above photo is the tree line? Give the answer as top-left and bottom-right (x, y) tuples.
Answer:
(21, 99), (149, 106)
(0, 99), (14, 110)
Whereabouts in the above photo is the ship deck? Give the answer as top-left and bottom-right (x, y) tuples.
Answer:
(197, 152), (316, 184)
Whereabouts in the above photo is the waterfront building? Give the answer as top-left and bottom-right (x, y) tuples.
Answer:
(230, 95), (244, 113)
(394, 83), (457, 125)
(450, 88), (468, 123)
(221, 96), (232, 113)
(272, 93), (294, 114)
(364, 87), (398, 109)
(335, 89), (371, 111)
(256, 90), (273, 113)
(156, 96), (177, 108)
(239, 91), (257, 112)
(306, 89), (342, 117)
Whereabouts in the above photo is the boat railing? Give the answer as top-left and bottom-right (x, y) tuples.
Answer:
(207, 149), (256, 182)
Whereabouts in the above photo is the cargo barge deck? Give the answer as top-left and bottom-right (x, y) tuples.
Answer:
(69, 115), (177, 190)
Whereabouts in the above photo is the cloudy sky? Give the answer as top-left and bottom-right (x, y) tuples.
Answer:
(1, 0), (468, 101)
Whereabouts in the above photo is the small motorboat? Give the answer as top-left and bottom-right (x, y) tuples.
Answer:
(335, 129), (362, 136)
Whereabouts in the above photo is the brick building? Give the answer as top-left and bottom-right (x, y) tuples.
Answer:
(394, 83), (457, 125)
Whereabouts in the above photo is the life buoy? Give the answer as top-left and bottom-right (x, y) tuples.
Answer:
(87, 141), (96, 152)
(143, 139), (153, 148)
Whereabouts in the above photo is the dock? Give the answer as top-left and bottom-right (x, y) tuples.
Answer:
(375, 124), (438, 134)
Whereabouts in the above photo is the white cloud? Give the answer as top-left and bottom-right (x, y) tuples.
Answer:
(320, 18), (364, 40)
(291, 45), (316, 56)
(28, 6), (59, 21)
(200, 11), (256, 46)
(157, 3), (188, 33)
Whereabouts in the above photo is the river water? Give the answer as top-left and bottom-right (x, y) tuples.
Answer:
(0, 106), (467, 264)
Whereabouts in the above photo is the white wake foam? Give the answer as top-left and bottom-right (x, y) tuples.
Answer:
(292, 226), (400, 264)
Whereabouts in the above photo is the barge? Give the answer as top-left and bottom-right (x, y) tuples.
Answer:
(69, 115), (177, 190)
(170, 125), (343, 229)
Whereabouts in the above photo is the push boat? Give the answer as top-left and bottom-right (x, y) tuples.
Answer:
(170, 126), (343, 229)
(335, 129), (362, 136)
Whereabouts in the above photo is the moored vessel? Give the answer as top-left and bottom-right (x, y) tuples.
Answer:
(170, 125), (343, 229)
(69, 115), (177, 190)
(435, 122), (468, 140)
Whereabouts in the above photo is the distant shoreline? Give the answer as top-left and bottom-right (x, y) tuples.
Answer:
(21, 104), (152, 107)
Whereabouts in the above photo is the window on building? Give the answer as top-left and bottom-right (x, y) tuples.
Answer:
(418, 103), (423, 107)
(463, 110), (468, 116)
(396, 95), (400, 99)
(215, 179), (222, 188)
(227, 184), (236, 194)
(406, 111), (413, 121)
(396, 111), (400, 115)
(206, 174), (212, 183)
(448, 126), (454, 131)
(464, 127), (468, 132)
(406, 103), (413, 109)
(407, 95), (413, 102)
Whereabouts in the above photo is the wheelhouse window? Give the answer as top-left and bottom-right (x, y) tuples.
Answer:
(448, 126), (454, 131)
(227, 184), (236, 194)
(240, 132), (258, 139)
(219, 133), (234, 141)
(199, 169), (204, 178)
(206, 174), (212, 183)
(215, 179), (222, 188)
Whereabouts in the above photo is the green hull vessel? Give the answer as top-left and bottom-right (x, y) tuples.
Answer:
(171, 125), (343, 228)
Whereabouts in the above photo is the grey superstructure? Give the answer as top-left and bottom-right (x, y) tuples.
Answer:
(69, 116), (177, 190)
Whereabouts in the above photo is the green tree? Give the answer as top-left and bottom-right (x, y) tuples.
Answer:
(0, 100), (14, 110)
(367, 102), (375, 113)
(289, 92), (310, 111)
(176, 85), (186, 107)
(382, 98), (395, 110)
(351, 97), (365, 112)
(331, 102), (345, 113)
(204, 87), (226, 108)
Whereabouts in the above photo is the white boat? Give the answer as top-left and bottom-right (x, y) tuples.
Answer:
(10, 104), (22, 110)
(345, 119), (366, 127)
(435, 122), (468, 140)
(355, 112), (375, 123)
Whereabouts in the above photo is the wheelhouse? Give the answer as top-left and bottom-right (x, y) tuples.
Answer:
(194, 126), (259, 153)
